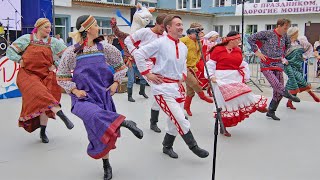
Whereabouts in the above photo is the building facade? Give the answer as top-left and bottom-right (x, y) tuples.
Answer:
(164, 0), (320, 44)
(54, 0), (320, 45)
(54, 0), (214, 42)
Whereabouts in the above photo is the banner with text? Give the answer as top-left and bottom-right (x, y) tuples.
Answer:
(0, 56), (21, 99)
(235, 0), (320, 16)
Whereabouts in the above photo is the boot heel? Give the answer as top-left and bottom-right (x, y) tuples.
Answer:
(181, 130), (209, 158)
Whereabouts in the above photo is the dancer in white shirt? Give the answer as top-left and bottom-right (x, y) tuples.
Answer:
(124, 14), (167, 133)
(133, 15), (209, 159)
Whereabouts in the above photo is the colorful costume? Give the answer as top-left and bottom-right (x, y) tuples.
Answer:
(284, 37), (319, 109)
(206, 45), (268, 134)
(57, 41), (128, 159)
(248, 29), (300, 120)
(6, 33), (66, 132)
(180, 35), (213, 117)
(196, 31), (219, 97)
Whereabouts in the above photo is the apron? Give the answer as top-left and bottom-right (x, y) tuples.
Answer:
(17, 34), (61, 133)
(70, 43), (125, 159)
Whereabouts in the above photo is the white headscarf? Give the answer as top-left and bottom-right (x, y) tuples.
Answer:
(287, 27), (299, 37)
(204, 31), (219, 39)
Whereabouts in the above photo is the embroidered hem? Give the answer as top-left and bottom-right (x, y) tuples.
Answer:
(18, 101), (60, 121)
(214, 96), (268, 127)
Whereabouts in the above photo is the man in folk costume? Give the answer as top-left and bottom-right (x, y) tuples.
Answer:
(124, 14), (167, 133)
(133, 15), (209, 159)
(180, 23), (213, 117)
(111, 4), (156, 103)
(57, 15), (143, 180)
(206, 31), (268, 137)
(247, 18), (300, 121)
(110, 17), (148, 102)
(6, 18), (74, 143)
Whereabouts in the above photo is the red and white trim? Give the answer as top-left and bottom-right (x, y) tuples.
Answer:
(167, 35), (180, 59)
(140, 69), (151, 75)
(154, 95), (185, 135)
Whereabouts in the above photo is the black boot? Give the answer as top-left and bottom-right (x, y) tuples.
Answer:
(56, 110), (74, 129)
(266, 100), (280, 121)
(150, 109), (161, 133)
(103, 159), (112, 180)
(181, 130), (209, 158)
(40, 125), (49, 143)
(162, 133), (178, 159)
(121, 120), (143, 139)
(127, 88), (135, 102)
(139, 84), (149, 99)
(283, 90), (300, 102)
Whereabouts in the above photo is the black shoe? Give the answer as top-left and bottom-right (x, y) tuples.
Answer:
(40, 125), (49, 143)
(128, 96), (135, 102)
(266, 111), (280, 121)
(185, 116), (188, 120)
(163, 147), (178, 159)
(283, 90), (300, 102)
(162, 133), (178, 158)
(266, 100), (281, 121)
(56, 110), (74, 129)
(150, 109), (161, 133)
(139, 84), (149, 99)
(190, 145), (209, 158)
(127, 88), (135, 102)
(103, 159), (112, 180)
(181, 130), (209, 158)
(121, 120), (143, 139)
(150, 124), (161, 133)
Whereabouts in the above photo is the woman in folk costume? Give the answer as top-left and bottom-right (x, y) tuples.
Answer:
(205, 31), (268, 137)
(6, 18), (74, 143)
(57, 15), (143, 180)
(196, 31), (220, 97)
(284, 27), (320, 110)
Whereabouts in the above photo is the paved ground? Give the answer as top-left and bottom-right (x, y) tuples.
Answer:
(0, 84), (319, 180)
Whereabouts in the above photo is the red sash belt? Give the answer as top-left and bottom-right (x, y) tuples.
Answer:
(264, 57), (281, 65)
(154, 74), (180, 83)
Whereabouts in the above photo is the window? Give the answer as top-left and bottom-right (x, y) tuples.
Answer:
(177, 0), (187, 9)
(266, 24), (276, 30)
(191, 0), (201, 9)
(248, 0), (260, 3)
(231, 0), (242, 5)
(246, 25), (258, 34)
(96, 18), (112, 35)
(230, 25), (240, 32)
(291, 24), (298, 27)
(215, 0), (225, 7)
(55, 16), (70, 42)
(213, 25), (223, 37)
(139, 1), (157, 7)
(106, 0), (131, 4)
(267, 0), (279, 2)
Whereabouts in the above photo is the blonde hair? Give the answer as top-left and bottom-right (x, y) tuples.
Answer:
(34, 18), (51, 30)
